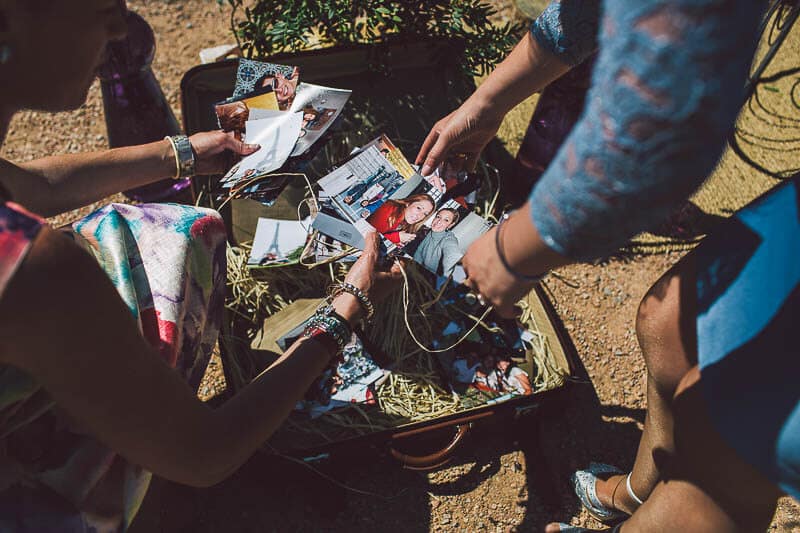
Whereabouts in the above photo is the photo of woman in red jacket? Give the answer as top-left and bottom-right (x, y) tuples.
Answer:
(366, 193), (435, 246)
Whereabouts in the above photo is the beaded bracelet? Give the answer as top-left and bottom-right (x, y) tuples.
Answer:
(329, 281), (375, 322)
(495, 212), (546, 283)
(302, 304), (353, 355)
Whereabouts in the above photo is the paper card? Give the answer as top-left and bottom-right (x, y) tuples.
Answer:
(247, 217), (310, 267)
(215, 88), (281, 139)
(220, 112), (304, 188)
(288, 83), (352, 156)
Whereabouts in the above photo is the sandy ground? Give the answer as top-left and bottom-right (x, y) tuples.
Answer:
(2, 1), (799, 531)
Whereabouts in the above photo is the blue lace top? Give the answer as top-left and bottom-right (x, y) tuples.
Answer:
(528, 0), (765, 260)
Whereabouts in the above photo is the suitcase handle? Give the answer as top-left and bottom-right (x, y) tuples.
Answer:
(388, 423), (470, 471)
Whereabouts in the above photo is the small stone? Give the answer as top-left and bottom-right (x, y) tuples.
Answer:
(186, 22), (193, 29)
(441, 515), (451, 525)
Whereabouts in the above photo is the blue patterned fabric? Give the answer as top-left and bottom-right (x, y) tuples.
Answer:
(531, 0), (601, 67)
(526, 0), (799, 499)
(695, 176), (800, 500)
(528, 0), (764, 260)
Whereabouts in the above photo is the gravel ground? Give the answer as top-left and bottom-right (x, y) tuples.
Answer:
(2, 1), (798, 531)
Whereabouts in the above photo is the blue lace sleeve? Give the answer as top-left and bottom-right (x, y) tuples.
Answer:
(529, 0), (764, 260)
(531, 0), (601, 67)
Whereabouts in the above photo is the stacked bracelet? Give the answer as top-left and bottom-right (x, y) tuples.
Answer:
(495, 212), (546, 283)
(329, 282), (375, 322)
(164, 135), (196, 180)
(302, 304), (353, 355)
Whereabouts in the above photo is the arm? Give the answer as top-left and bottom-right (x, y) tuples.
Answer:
(463, 0), (764, 312)
(529, 0), (764, 260)
(0, 131), (259, 217)
(0, 228), (395, 487)
(416, 0), (602, 175)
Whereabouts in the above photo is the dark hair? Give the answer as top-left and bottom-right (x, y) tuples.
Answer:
(436, 207), (460, 227)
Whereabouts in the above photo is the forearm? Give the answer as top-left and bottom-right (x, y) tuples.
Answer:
(8, 139), (176, 216)
(499, 201), (572, 277)
(163, 292), (363, 486)
(467, 32), (572, 119)
(192, 336), (335, 485)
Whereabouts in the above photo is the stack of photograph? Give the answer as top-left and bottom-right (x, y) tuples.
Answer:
(245, 134), (572, 451)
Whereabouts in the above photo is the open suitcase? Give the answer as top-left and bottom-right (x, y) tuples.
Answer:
(180, 39), (579, 469)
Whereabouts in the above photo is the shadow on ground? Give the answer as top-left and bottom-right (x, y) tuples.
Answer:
(132, 353), (645, 532)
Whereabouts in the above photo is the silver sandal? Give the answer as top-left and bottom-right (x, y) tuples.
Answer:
(552, 523), (623, 532)
(571, 462), (630, 523)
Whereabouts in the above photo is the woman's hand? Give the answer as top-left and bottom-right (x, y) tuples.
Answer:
(415, 100), (504, 177)
(461, 227), (535, 317)
(189, 130), (260, 175)
(462, 203), (570, 317)
(332, 231), (403, 325)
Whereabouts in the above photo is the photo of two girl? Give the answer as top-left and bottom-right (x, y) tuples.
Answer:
(316, 135), (490, 282)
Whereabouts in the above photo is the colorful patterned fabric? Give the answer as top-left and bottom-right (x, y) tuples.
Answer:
(0, 202), (227, 531)
(0, 201), (43, 301)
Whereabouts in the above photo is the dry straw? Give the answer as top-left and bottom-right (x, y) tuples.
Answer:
(220, 159), (568, 444)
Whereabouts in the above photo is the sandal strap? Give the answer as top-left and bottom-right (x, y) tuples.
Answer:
(571, 463), (627, 522)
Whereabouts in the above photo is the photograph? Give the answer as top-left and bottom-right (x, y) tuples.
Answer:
(317, 141), (420, 223)
(219, 113), (304, 188)
(314, 136), (491, 270)
(472, 353), (532, 396)
(292, 334), (388, 419)
(226, 175), (293, 207)
(233, 59), (300, 110)
(215, 86), (281, 139)
(300, 231), (359, 265)
(247, 217), (311, 267)
(365, 189), (435, 248)
(287, 83), (352, 157)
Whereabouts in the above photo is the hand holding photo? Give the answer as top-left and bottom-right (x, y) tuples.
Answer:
(220, 112), (303, 188)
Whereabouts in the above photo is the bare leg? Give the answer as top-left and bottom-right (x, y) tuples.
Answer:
(595, 255), (698, 515)
(546, 367), (782, 533)
(620, 367), (782, 532)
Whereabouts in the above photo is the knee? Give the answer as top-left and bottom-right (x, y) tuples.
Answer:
(635, 269), (694, 394)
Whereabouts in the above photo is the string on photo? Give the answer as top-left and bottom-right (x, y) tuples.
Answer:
(217, 172), (314, 211)
(396, 260), (493, 354)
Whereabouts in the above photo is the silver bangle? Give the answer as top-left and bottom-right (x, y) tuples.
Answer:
(329, 282), (375, 322)
(165, 135), (196, 179)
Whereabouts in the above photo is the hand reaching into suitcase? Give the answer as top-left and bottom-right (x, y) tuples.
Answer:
(331, 230), (404, 325)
